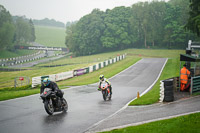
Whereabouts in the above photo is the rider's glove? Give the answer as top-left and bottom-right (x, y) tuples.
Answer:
(97, 88), (101, 91)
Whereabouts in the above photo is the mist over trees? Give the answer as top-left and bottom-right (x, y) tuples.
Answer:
(0, 5), (36, 51)
(65, 0), (200, 56)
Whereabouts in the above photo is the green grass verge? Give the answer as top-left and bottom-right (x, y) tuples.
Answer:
(100, 112), (200, 133)
(0, 85), (39, 101)
(0, 49), (37, 59)
(129, 57), (180, 105)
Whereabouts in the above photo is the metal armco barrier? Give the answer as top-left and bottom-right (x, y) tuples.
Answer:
(191, 76), (200, 94)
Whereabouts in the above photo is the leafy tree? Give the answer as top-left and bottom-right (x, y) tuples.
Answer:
(15, 17), (31, 43)
(130, 2), (151, 48)
(165, 0), (196, 48)
(66, 21), (77, 28)
(65, 0), (199, 55)
(185, 0), (200, 36)
(66, 9), (105, 56)
(101, 6), (132, 49)
(0, 5), (15, 50)
(147, 1), (166, 47)
(29, 19), (36, 42)
(0, 22), (15, 50)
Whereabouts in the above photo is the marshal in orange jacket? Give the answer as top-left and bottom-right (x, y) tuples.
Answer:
(180, 66), (190, 84)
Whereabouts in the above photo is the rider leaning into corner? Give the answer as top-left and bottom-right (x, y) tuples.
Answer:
(40, 78), (64, 102)
(98, 75), (112, 95)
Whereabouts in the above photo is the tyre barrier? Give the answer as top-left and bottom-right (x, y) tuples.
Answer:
(160, 78), (174, 102)
(159, 81), (164, 102)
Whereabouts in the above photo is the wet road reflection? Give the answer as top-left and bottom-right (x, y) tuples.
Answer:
(43, 112), (67, 125)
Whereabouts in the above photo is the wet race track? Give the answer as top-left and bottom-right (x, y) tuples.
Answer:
(0, 58), (167, 133)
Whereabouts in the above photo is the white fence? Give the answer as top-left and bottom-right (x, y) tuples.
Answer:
(32, 54), (126, 88)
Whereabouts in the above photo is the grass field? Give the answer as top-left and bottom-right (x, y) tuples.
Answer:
(35, 25), (66, 47)
(0, 49), (37, 59)
(0, 25), (66, 59)
(100, 112), (200, 133)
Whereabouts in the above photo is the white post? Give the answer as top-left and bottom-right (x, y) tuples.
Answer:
(188, 40), (192, 50)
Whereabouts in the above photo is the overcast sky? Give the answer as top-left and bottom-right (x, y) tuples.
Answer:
(0, 0), (168, 23)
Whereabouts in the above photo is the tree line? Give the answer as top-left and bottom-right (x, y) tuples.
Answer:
(0, 5), (35, 51)
(33, 18), (65, 28)
(65, 0), (200, 56)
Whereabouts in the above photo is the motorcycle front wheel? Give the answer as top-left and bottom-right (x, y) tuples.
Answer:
(62, 98), (68, 112)
(44, 99), (54, 115)
(102, 91), (107, 101)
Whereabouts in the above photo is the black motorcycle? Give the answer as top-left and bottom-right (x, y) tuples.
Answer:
(40, 88), (68, 115)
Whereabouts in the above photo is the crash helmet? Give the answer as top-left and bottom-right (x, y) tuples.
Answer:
(99, 75), (104, 81)
(43, 78), (50, 86)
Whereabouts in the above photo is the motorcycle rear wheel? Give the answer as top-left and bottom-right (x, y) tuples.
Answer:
(108, 94), (112, 100)
(44, 99), (54, 115)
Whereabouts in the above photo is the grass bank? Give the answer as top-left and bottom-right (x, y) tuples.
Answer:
(0, 85), (39, 101)
(0, 51), (126, 88)
(0, 49), (37, 59)
(35, 25), (66, 47)
(100, 112), (200, 133)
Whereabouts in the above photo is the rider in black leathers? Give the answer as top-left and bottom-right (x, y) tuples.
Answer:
(40, 78), (63, 100)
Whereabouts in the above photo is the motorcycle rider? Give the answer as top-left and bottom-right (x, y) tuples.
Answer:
(40, 78), (64, 101)
(98, 75), (112, 95)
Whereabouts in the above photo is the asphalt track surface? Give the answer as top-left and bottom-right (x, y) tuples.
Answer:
(0, 58), (170, 133)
